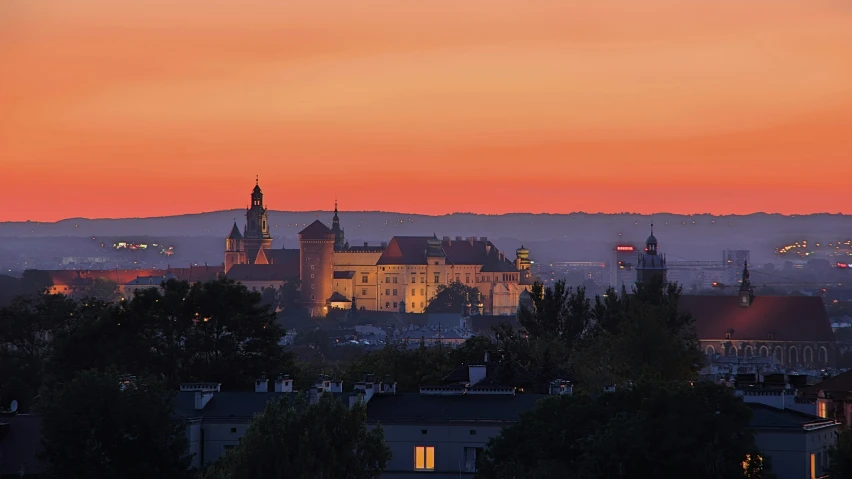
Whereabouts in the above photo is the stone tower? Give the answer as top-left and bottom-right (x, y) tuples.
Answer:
(224, 222), (246, 273)
(244, 178), (272, 263)
(636, 224), (668, 285)
(299, 220), (335, 317)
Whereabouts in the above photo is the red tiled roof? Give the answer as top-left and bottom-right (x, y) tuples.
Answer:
(800, 370), (852, 400)
(299, 220), (334, 239)
(48, 269), (165, 286)
(679, 295), (834, 342)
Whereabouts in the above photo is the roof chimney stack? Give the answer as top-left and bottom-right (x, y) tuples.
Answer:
(255, 373), (268, 393)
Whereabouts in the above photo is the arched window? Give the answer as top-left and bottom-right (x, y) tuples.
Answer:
(774, 346), (784, 365)
(819, 346), (829, 366)
(759, 346), (770, 357)
(788, 346), (799, 366)
(705, 346), (716, 356)
(744, 346), (753, 358)
(804, 347), (814, 365)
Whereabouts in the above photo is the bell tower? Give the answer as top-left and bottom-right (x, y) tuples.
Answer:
(331, 200), (345, 251)
(244, 177), (273, 262)
(738, 261), (754, 307)
(636, 223), (668, 284)
(224, 221), (246, 273)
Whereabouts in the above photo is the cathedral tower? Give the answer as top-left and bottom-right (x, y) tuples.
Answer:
(224, 222), (247, 273)
(636, 224), (668, 285)
(244, 178), (273, 262)
(738, 261), (755, 307)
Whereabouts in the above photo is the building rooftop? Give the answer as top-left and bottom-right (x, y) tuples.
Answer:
(679, 295), (834, 342)
(365, 393), (546, 424)
(747, 403), (836, 430)
(299, 220), (334, 239)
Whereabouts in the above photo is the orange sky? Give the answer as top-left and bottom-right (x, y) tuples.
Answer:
(2, 0), (852, 221)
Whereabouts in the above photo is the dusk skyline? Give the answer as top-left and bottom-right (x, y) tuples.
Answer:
(2, 0), (852, 222)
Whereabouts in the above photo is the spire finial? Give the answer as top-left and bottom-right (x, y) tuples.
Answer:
(650, 222), (654, 236)
(256, 175), (259, 186)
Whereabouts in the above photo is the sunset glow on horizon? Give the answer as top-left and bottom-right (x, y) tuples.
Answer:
(2, 0), (852, 222)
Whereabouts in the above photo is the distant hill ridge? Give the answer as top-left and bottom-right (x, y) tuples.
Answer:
(1, 211), (849, 265)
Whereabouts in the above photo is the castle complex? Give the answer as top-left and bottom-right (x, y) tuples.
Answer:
(223, 181), (538, 316)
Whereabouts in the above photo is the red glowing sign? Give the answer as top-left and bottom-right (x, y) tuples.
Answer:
(616, 246), (635, 252)
(838, 263), (849, 268)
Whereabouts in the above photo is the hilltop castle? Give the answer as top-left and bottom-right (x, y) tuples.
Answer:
(223, 180), (538, 316)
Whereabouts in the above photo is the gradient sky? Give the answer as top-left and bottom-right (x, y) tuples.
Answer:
(2, 0), (852, 221)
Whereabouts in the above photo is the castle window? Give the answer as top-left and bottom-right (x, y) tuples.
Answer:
(434, 274), (440, 283)
(362, 275), (368, 283)
(411, 302), (415, 309)
(311, 274), (315, 279)
(311, 265), (315, 270)
(392, 289), (397, 296)
(466, 274), (470, 283)
(385, 289), (390, 295)
(411, 289), (415, 296)
(420, 302), (424, 308)
(311, 284), (315, 289)
(385, 302), (390, 308)
(725, 333), (731, 340)
(393, 302), (397, 308)
(311, 295), (315, 300)
(385, 277), (390, 283)
(362, 289), (367, 296)
(420, 275), (425, 283)
(393, 277), (398, 284)
(420, 289), (425, 295)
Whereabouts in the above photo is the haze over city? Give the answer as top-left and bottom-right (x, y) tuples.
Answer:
(2, 0), (852, 222)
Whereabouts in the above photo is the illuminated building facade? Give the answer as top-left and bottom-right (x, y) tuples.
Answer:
(221, 180), (537, 316)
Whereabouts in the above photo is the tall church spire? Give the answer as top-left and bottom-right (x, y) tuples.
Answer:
(738, 261), (754, 307)
(331, 198), (345, 250)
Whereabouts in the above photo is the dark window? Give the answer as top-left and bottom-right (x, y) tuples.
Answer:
(421, 429), (428, 435)
(393, 277), (398, 284)
(231, 427), (237, 433)
(392, 289), (397, 295)
(393, 302), (397, 308)
(385, 289), (390, 295)
(362, 275), (368, 283)
(362, 288), (367, 296)
(385, 302), (390, 308)
(470, 429), (476, 435)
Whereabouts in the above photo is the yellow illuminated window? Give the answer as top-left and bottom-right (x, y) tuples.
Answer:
(818, 402), (827, 418)
(414, 446), (435, 471)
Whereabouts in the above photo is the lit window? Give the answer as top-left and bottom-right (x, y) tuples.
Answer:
(818, 401), (827, 418)
(414, 446), (435, 471)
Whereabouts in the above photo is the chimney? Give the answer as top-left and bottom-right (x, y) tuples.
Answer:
(468, 364), (487, 386)
(549, 380), (573, 396)
(255, 373), (268, 393)
(274, 374), (293, 393)
(480, 236), (488, 243)
(455, 236), (463, 241)
(467, 236), (475, 246)
(348, 391), (366, 409)
(354, 374), (377, 403)
(194, 390), (215, 410)
(443, 236), (451, 242)
(381, 375), (397, 395)
(364, 242), (368, 248)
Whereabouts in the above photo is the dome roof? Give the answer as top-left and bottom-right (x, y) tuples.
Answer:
(646, 234), (658, 245)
